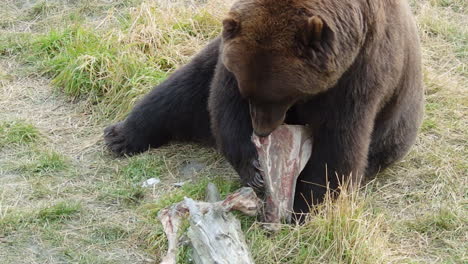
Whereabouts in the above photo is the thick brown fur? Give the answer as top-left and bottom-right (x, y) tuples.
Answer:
(104, 0), (424, 214)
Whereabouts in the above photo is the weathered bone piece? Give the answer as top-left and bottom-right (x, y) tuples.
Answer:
(252, 125), (313, 227)
(158, 185), (260, 264)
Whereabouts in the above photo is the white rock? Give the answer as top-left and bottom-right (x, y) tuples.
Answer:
(142, 178), (161, 188)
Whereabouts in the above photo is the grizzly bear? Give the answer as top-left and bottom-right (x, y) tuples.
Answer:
(104, 0), (424, 213)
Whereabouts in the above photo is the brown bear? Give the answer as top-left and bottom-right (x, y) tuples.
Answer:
(104, 0), (424, 213)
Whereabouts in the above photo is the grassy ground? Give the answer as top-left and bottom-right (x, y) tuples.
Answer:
(0, 0), (466, 263)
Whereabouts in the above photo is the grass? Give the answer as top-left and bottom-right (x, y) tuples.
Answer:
(0, 200), (81, 234)
(91, 224), (129, 244)
(1, 0), (224, 120)
(0, 120), (41, 147)
(246, 187), (389, 263)
(120, 155), (166, 184)
(28, 26), (168, 119)
(0, 121), (69, 176)
(0, 0), (466, 263)
(405, 207), (461, 235)
(20, 150), (69, 175)
(37, 201), (81, 222)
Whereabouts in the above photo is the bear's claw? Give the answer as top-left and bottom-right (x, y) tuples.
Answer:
(104, 122), (133, 155)
(245, 159), (265, 193)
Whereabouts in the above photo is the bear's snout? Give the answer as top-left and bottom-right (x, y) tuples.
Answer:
(249, 102), (289, 137)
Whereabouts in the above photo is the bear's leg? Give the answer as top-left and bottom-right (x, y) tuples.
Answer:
(366, 94), (424, 177)
(293, 114), (375, 214)
(104, 38), (221, 155)
(208, 66), (264, 190)
(293, 93), (423, 214)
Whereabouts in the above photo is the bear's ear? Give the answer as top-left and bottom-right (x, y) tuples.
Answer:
(222, 17), (240, 39)
(307, 16), (324, 41)
(301, 16), (331, 47)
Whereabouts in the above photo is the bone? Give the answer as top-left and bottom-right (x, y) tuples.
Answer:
(252, 125), (312, 228)
(158, 186), (260, 264)
(158, 203), (188, 264)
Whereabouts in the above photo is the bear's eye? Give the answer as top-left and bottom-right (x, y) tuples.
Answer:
(222, 17), (240, 39)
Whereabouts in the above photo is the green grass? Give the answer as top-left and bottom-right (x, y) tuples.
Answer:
(91, 224), (129, 244)
(37, 201), (81, 222)
(405, 207), (462, 234)
(33, 151), (68, 173)
(27, 26), (168, 119)
(0, 121), (41, 146)
(120, 155), (166, 184)
(0, 33), (33, 57)
(12, 150), (69, 176)
(0, 200), (81, 235)
(0, 1), (224, 120)
(98, 184), (146, 206)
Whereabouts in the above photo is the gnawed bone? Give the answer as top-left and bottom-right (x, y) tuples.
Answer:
(252, 125), (313, 227)
(158, 186), (260, 264)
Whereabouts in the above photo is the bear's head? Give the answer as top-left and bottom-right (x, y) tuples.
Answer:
(221, 0), (365, 136)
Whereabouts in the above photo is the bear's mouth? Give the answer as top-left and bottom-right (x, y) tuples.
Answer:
(249, 103), (289, 137)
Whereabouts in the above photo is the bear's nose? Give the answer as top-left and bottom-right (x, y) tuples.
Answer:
(254, 130), (272, 138)
(249, 102), (288, 139)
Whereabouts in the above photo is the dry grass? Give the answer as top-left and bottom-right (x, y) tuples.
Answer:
(0, 0), (467, 263)
(243, 184), (390, 264)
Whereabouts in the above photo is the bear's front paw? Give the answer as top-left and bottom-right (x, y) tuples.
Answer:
(245, 159), (265, 193)
(104, 122), (145, 156)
